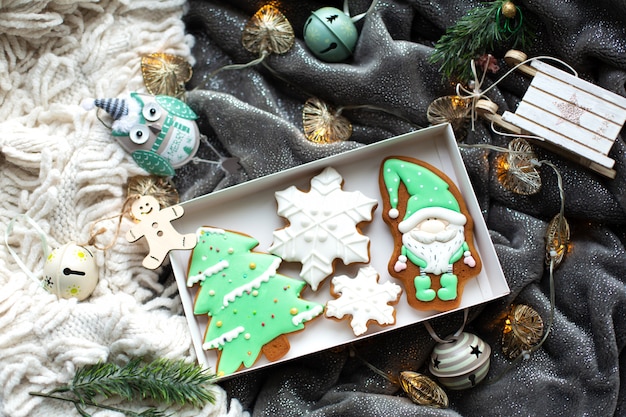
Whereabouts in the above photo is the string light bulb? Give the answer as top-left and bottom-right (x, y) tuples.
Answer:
(496, 138), (541, 195)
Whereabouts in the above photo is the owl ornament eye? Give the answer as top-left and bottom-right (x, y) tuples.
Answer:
(130, 124), (151, 144)
(142, 102), (162, 122)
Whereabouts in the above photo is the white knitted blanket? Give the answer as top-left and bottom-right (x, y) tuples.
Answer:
(0, 1), (244, 416)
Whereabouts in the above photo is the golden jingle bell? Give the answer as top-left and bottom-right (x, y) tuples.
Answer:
(42, 242), (99, 301)
(429, 332), (491, 390)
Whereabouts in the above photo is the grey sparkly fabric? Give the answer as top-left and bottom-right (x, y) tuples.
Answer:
(177, 1), (626, 416)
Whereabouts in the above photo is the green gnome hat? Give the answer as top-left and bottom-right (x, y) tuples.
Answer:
(382, 158), (467, 233)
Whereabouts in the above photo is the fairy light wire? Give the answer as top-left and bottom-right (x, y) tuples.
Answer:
(459, 141), (565, 384)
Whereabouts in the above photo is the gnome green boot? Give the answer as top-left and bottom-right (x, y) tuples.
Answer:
(437, 273), (458, 301)
(414, 274), (436, 302)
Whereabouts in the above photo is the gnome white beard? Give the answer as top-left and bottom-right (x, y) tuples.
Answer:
(402, 223), (465, 275)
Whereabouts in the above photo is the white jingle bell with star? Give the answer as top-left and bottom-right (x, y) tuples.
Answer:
(429, 332), (491, 390)
(42, 242), (99, 301)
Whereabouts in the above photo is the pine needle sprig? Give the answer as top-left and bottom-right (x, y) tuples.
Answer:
(429, 0), (535, 82)
(30, 358), (216, 416)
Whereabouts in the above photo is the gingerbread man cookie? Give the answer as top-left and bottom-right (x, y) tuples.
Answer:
(126, 195), (196, 269)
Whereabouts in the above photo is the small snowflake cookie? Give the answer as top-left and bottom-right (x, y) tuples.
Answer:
(325, 266), (402, 336)
(269, 166), (378, 291)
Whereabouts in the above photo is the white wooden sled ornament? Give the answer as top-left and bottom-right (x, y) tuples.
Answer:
(477, 50), (626, 179)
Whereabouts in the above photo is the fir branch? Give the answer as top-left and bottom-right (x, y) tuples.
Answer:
(29, 392), (170, 417)
(429, 0), (534, 82)
(31, 358), (216, 416)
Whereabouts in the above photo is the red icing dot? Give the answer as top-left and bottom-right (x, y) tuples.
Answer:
(271, 314), (275, 318)
(261, 322), (265, 327)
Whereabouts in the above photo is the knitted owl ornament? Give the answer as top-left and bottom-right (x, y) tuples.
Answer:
(82, 93), (201, 176)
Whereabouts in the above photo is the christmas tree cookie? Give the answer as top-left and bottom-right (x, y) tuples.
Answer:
(379, 156), (482, 312)
(187, 227), (324, 376)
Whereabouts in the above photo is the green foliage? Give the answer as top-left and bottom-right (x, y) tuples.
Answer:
(30, 358), (216, 417)
(429, 0), (534, 82)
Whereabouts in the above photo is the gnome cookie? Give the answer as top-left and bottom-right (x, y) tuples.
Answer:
(126, 195), (196, 269)
(379, 156), (481, 312)
(82, 93), (201, 176)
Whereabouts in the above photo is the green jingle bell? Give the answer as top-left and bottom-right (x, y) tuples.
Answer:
(303, 7), (358, 62)
(429, 332), (491, 390)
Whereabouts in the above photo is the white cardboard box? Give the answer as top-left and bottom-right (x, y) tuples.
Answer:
(169, 123), (509, 377)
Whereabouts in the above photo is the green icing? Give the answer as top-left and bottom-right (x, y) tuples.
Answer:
(187, 228), (324, 376)
(382, 158), (460, 215)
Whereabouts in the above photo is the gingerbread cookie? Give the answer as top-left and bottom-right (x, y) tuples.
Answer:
(379, 156), (482, 312)
(325, 266), (402, 336)
(187, 227), (324, 377)
(126, 195), (196, 269)
(269, 166), (378, 291)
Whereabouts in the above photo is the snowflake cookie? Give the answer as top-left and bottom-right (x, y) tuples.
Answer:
(269, 167), (378, 291)
(325, 266), (402, 336)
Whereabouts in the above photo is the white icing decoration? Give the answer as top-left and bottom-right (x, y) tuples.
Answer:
(291, 304), (324, 326)
(269, 167), (378, 291)
(402, 223), (466, 275)
(325, 266), (402, 336)
(197, 226), (226, 236)
(187, 260), (229, 287)
(203, 325), (245, 349)
(222, 257), (281, 307)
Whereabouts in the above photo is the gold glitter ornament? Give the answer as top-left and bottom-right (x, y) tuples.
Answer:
(545, 213), (570, 267)
(496, 138), (541, 195)
(141, 53), (192, 98)
(501, 1), (517, 19)
(242, 5), (295, 56)
(399, 371), (449, 408)
(426, 96), (470, 141)
(302, 97), (352, 143)
(501, 304), (544, 359)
